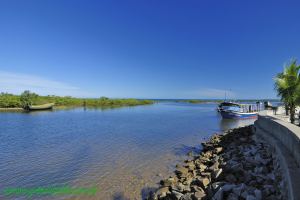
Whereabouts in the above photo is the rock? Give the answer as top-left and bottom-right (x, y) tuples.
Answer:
(230, 163), (243, 172)
(215, 147), (223, 154)
(197, 177), (210, 188)
(202, 151), (213, 159)
(211, 181), (226, 191)
(241, 191), (249, 199)
(183, 177), (193, 186)
(202, 143), (214, 151)
(205, 187), (214, 198)
(160, 177), (177, 187)
(267, 173), (275, 181)
(261, 166), (269, 174)
(192, 177), (210, 189)
(232, 183), (246, 196)
(175, 166), (189, 177)
(212, 168), (223, 179)
(211, 184), (236, 200)
(225, 174), (237, 183)
(192, 190), (206, 200)
(226, 192), (239, 200)
(185, 161), (196, 170)
(197, 163), (207, 172)
(254, 189), (262, 200)
(265, 194), (277, 200)
(147, 126), (284, 200)
(256, 154), (271, 165)
(245, 157), (260, 165)
(243, 161), (256, 170)
(190, 185), (204, 193)
(199, 156), (210, 163)
(200, 172), (212, 180)
(212, 155), (220, 162)
(146, 191), (156, 200)
(156, 187), (170, 198)
(173, 182), (185, 192)
(180, 193), (193, 200)
(172, 190), (184, 200)
(255, 176), (264, 184)
(221, 184), (236, 192)
(176, 183), (191, 193)
(211, 134), (222, 143)
(209, 161), (219, 171)
(246, 195), (256, 200)
(212, 187), (224, 200)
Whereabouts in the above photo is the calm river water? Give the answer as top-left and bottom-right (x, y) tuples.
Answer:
(0, 102), (255, 199)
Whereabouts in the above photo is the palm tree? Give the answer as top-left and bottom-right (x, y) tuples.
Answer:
(274, 59), (300, 124)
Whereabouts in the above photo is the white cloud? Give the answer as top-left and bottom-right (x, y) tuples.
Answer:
(0, 71), (93, 97)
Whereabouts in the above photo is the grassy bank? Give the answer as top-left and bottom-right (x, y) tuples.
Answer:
(0, 92), (154, 109)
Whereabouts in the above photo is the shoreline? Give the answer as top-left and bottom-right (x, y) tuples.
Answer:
(147, 126), (284, 200)
(0, 103), (154, 112)
(0, 107), (24, 112)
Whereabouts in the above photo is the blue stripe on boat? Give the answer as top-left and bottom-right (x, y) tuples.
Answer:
(220, 110), (258, 119)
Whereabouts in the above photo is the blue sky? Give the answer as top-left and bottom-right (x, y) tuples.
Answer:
(0, 0), (300, 99)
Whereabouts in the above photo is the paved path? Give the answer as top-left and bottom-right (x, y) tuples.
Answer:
(261, 106), (300, 125)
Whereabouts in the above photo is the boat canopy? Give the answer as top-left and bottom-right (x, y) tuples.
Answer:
(219, 101), (263, 113)
(219, 102), (240, 107)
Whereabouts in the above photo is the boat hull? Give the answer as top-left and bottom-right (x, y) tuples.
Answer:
(220, 110), (257, 119)
(28, 103), (54, 111)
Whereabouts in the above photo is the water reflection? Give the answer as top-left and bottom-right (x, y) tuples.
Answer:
(219, 118), (256, 131)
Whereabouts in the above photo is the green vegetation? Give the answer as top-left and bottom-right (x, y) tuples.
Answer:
(0, 91), (154, 109)
(274, 59), (300, 124)
(0, 93), (22, 108)
(20, 90), (38, 109)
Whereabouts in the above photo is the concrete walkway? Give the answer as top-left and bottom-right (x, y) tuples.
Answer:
(260, 106), (300, 125)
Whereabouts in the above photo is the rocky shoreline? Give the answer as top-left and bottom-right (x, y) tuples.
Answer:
(146, 126), (284, 200)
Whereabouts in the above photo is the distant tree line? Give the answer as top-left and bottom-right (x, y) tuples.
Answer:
(0, 90), (153, 109)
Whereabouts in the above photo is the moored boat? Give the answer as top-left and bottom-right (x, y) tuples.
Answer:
(217, 101), (239, 112)
(28, 103), (54, 111)
(220, 110), (258, 119)
(218, 102), (260, 119)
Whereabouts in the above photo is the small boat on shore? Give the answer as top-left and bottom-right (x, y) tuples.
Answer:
(28, 103), (54, 111)
(218, 102), (260, 119)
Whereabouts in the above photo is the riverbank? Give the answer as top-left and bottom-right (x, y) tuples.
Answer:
(0, 92), (154, 110)
(0, 107), (24, 112)
(147, 126), (284, 200)
(0, 103), (155, 112)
